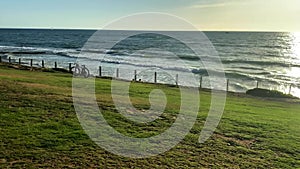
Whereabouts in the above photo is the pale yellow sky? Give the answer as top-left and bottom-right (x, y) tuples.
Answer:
(175, 0), (300, 31)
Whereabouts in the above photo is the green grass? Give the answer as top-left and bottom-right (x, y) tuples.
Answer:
(0, 63), (299, 168)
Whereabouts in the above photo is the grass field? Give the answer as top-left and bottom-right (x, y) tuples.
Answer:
(0, 63), (299, 168)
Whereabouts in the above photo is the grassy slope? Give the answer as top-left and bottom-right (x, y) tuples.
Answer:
(0, 64), (299, 168)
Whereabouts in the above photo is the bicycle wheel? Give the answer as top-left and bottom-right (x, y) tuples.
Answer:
(82, 67), (90, 78)
(71, 66), (81, 76)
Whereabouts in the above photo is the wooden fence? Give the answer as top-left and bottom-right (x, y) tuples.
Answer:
(0, 56), (295, 95)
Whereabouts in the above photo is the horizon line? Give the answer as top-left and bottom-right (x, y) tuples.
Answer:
(0, 27), (297, 33)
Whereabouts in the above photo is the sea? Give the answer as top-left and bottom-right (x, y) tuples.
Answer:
(0, 29), (299, 98)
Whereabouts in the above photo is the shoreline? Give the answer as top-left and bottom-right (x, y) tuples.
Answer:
(1, 52), (299, 99)
(0, 61), (298, 102)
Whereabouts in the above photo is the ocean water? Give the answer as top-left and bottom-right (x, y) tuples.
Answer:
(0, 29), (299, 97)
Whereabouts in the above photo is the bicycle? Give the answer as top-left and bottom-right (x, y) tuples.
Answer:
(71, 63), (90, 78)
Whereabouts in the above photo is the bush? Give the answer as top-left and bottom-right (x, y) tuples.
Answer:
(246, 88), (295, 98)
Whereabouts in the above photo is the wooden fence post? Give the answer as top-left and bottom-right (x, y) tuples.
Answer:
(30, 59), (33, 67)
(134, 70), (137, 81)
(99, 66), (102, 77)
(8, 57), (11, 63)
(175, 74), (178, 86)
(200, 76), (203, 89)
(226, 79), (229, 92)
(289, 84), (292, 95)
(116, 68), (119, 78)
(42, 60), (44, 68)
(154, 72), (157, 83)
(69, 63), (72, 72)
(54, 62), (57, 69)
(19, 58), (21, 65)
(256, 81), (259, 88)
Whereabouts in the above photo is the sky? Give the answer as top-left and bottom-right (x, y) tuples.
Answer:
(0, 0), (300, 31)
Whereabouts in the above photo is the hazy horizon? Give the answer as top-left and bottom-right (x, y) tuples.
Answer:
(0, 27), (299, 33)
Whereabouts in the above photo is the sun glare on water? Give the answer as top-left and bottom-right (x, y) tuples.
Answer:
(288, 32), (300, 98)
(291, 32), (300, 61)
(290, 32), (300, 76)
